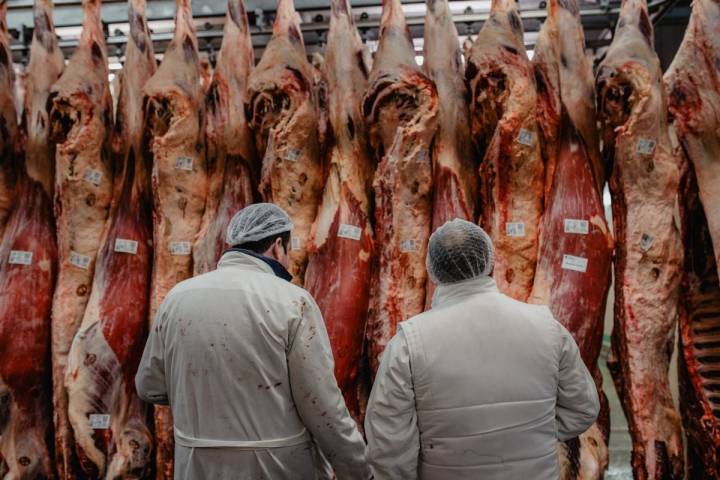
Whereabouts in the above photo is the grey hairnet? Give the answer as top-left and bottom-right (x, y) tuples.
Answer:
(426, 219), (494, 285)
(226, 203), (294, 246)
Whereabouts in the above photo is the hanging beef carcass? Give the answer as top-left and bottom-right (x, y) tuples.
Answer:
(0, 0), (63, 477)
(423, 0), (477, 305)
(143, 0), (207, 476)
(0, 0), (17, 240)
(194, 0), (257, 275)
(304, 0), (375, 421)
(64, 1), (156, 477)
(530, 0), (613, 477)
(363, 0), (438, 372)
(48, 0), (114, 476)
(596, 0), (684, 477)
(246, 0), (323, 283)
(465, 0), (544, 302)
(664, 0), (720, 475)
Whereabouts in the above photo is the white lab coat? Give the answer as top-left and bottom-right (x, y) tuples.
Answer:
(365, 276), (600, 480)
(136, 251), (371, 480)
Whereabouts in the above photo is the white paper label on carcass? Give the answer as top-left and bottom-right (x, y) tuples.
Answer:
(291, 237), (301, 251)
(505, 222), (526, 237)
(636, 138), (656, 155)
(640, 233), (655, 252)
(88, 414), (111, 429)
(517, 129), (534, 147)
(69, 251), (90, 270)
(564, 219), (589, 235)
(175, 156), (194, 171)
(114, 238), (138, 254)
(83, 169), (103, 186)
(337, 224), (362, 241)
(169, 241), (192, 256)
(9, 250), (33, 265)
(400, 239), (417, 253)
(561, 254), (588, 273)
(286, 148), (301, 162)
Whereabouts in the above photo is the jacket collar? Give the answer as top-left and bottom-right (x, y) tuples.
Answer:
(218, 249), (293, 282)
(430, 275), (498, 310)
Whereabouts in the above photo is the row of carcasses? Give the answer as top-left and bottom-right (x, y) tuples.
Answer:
(0, 0), (719, 478)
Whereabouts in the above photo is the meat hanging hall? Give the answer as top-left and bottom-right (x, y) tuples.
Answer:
(0, 0), (713, 478)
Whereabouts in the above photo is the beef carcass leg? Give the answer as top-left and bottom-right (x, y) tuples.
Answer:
(64, 1), (156, 477)
(530, 0), (613, 478)
(246, 0), (323, 283)
(665, 0), (720, 285)
(362, 0), (437, 372)
(304, 0), (375, 421)
(596, 0), (684, 477)
(48, 1), (114, 476)
(465, 0), (544, 302)
(0, 0), (18, 240)
(422, 0), (478, 306)
(0, 0), (63, 477)
(194, 0), (257, 275)
(143, 1), (208, 476)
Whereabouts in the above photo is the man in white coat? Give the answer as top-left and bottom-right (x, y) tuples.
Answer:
(365, 219), (600, 479)
(136, 203), (371, 479)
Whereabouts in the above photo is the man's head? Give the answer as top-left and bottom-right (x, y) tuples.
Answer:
(426, 219), (494, 285)
(226, 203), (294, 267)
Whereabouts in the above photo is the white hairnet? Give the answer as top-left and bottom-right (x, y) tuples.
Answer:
(426, 219), (494, 285)
(226, 203), (294, 246)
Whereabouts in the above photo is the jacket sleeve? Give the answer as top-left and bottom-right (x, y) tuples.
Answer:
(135, 304), (170, 406)
(365, 330), (419, 479)
(555, 324), (600, 441)
(287, 293), (371, 480)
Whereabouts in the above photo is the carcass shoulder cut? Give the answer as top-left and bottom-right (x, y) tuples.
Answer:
(0, 0), (17, 240)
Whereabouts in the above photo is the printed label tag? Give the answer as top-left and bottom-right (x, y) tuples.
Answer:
(114, 239), (138, 255)
(640, 233), (654, 252)
(175, 156), (193, 171)
(69, 251), (90, 270)
(506, 222), (526, 237)
(83, 169), (103, 186)
(291, 237), (301, 251)
(9, 250), (33, 265)
(88, 414), (111, 429)
(517, 128), (535, 147)
(169, 241), (192, 256)
(337, 224), (362, 241)
(400, 239), (417, 253)
(561, 254), (588, 273)
(286, 149), (301, 162)
(564, 219), (589, 235)
(636, 138), (656, 155)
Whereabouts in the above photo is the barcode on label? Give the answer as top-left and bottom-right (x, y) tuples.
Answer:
(400, 239), (417, 253)
(69, 251), (90, 270)
(517, 128), (534, 147)
(286, 149), (301, 162)
(640, 233), (654, 252)
(83, 169), (103, 186)
(564, 219), (589, 235)
(175, 156), (193, 171)
(636, 138), (656, 155)
(337, 224), (362, 241)
(9, 250), (33, 265)
(114, 239), (138, 254)
(169, 241), (192, 256)
(291, 237), (301, 251)
(506, 222), (526, 237)
(88, 414), (111, 429)
(561, 254), (588, 273)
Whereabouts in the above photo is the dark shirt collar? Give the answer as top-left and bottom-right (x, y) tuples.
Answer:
(223, 247), (293, 282)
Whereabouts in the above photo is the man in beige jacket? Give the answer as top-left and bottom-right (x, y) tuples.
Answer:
(365, 219), (599, 479)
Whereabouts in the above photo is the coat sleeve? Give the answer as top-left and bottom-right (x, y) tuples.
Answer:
(135, 302), (170, 406)
(286, 293), (371, 480)
(364, 330), (419, 480)
(555, 324), (600, 441)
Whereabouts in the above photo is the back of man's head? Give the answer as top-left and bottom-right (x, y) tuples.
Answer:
(426, 219), (494, 285)
(226, 203), (293, 253)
